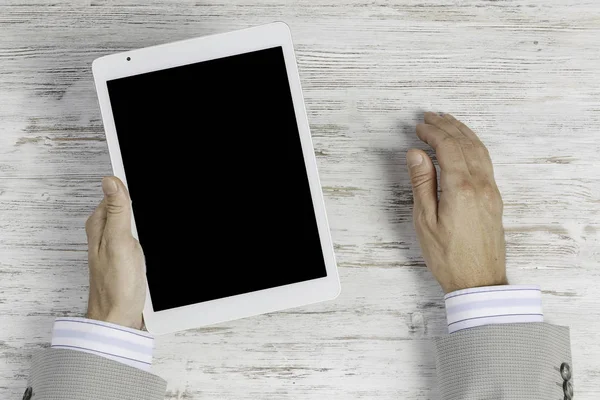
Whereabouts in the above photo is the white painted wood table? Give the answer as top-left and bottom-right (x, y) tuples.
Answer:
(1, 1), (599, 399)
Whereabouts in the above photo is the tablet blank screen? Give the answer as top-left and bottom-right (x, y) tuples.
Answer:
(107, 47), (327, 312)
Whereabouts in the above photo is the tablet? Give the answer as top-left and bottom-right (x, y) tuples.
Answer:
(92, 22), (340, 335)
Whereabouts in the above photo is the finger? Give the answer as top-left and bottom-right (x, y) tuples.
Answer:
(102, 176), (132, 237)
(424, 112), (464, 138)
(407, 149), (438, 225)
(441, 113), (482, 143)
(441, 114), (495, 176)
(416, 123), (469, 175)
(429, 112), (490, 177)
(85, 199), (107, 251)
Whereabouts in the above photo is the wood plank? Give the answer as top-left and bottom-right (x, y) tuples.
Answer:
(1, 1), (599, 398)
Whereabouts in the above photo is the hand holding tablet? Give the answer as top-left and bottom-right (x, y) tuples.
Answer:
(92, 23), (340, 334)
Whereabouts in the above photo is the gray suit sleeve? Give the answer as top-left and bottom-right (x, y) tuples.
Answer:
(433, 322), (572, 400)
(27, 348), (167, 400)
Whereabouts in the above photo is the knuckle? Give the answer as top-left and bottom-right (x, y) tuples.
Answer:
(411, 171), (434, 189)
(106, 202), (126, 215)
(480, 182), (503, 210)
(457, 179), (476, 197)
(439, 137), (464, 155)
(439, 136), (458, 151)
(480, 182), (496, 197)
(85, 215), (98, 234)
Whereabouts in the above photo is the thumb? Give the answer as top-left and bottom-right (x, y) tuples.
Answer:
(407, 149), (438, 223)
(102, 176), (132, 235)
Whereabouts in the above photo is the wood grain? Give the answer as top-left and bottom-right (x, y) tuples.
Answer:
(1, 0), (599, 398)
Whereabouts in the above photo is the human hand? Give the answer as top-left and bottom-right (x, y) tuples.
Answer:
(407, 112), (507, 293)
(85, 176), (146, 330)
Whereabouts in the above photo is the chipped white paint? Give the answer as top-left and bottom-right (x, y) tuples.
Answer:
(1, 1), (599, 399)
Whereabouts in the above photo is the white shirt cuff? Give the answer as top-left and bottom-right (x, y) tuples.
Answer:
(50, 317), (154, 371)
(444, 285), (543, 334)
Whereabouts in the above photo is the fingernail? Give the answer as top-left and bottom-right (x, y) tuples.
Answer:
(407, 151), (423, 168)
(102, 177), (119, 195)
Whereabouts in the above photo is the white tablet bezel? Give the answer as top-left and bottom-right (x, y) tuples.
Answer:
(92, 22), (340, 335)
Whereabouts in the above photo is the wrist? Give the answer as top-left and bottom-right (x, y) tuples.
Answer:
(442, 275), (508, 294)
(106, 311), (143, 331)
(87, 309), (143, 331)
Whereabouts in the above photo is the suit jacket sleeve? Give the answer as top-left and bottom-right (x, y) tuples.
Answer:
(433, 322), (572, 400)
(27, 348), (167, 400)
